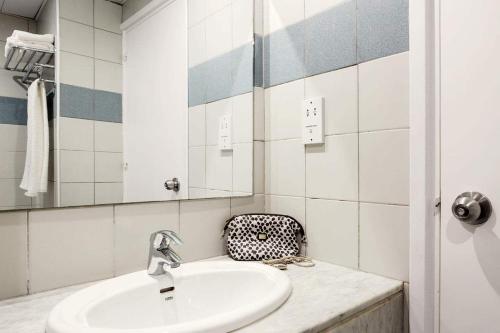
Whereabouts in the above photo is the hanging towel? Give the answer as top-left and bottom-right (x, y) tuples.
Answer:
(20, 79), (49, 197)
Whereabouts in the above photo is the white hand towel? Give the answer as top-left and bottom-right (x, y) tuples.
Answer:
(4, 36), (55, 57)
(20, 79), (49, 197)
(12, 30), (54, 44)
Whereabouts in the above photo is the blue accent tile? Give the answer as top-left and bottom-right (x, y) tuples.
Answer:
(94, 90), (122, 123)
(232, 43), (254, 96)
(305, 1), (357, 77)
(205, 52), (233, 103)
(357, 0), (409, 63)
(254, 35), (263, 88)
(60, 84), (94, 120)
(188, 65), (206, 107)
(264, 22), (305, 88)
(0, 96), (27, 125)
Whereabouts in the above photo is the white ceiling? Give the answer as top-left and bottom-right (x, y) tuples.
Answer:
(0, 0), (46, 19)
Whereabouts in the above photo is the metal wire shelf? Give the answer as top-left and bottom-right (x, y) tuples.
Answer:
(4, 45), (55, 86)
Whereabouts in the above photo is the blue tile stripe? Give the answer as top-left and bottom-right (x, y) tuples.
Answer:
(262, 0), (408, 88)
(189, 41), (256, 107)
(0, 96), (27, 125)
(60, 83), (122, 123)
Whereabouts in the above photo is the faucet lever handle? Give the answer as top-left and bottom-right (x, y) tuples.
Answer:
(151, 230), (183, 250)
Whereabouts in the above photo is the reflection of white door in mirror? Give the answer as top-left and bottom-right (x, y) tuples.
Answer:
(122, 0), (188, 202)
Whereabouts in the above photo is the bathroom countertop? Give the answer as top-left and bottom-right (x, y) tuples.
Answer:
(0, 257), (402, 333)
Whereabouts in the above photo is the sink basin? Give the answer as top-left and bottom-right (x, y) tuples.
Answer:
(46, 261), (292, 333)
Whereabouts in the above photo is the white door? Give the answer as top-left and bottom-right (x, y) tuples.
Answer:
(122, 0), (188, 202)
(441, 1), (500, 332)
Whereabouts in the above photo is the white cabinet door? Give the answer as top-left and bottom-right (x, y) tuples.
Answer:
(122, 0), (188, 202)
(441, 1), (500, 332)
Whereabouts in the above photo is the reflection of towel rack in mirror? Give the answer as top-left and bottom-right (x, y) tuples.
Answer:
(3, 45), (55, 91)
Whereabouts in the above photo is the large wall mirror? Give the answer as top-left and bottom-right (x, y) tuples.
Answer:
(0, 0), (262, 211)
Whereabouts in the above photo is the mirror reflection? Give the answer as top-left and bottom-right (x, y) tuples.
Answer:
(0, 0), (257, 211)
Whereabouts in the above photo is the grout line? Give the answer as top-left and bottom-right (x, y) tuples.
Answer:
(356, 62), (361, 270)
(26, 210), (31, 295)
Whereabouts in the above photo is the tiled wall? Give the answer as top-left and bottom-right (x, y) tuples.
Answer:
(263, 0), (409, 281)
(0, 195), (264, 300)
(58, 0), (124, 206)
(187, 0), (261, 198)
(0, 14), (37, 209)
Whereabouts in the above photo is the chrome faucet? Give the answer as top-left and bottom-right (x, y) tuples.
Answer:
(147, 230), (183, 276)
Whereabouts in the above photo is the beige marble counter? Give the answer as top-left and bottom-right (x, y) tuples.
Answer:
(0, 258), (403, 333)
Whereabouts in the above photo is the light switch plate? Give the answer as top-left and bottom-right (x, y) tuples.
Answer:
(303, 97), (324, 145)
(219, 114), (233, 150)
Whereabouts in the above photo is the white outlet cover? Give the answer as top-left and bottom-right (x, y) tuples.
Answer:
(303, 97), (324, 145)
(219, 114), (233, 150)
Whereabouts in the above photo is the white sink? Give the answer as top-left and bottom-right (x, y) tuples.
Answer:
(46, 261), (292, 333)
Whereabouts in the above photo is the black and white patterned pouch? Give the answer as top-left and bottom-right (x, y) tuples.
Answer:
(222, 214), (307, 261)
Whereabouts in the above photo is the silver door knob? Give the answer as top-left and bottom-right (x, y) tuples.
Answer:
(451, 192), (492, 225)
(164, 178), (180, 192)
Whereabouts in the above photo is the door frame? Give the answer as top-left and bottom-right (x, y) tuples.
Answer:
(409, 0), (440, 332)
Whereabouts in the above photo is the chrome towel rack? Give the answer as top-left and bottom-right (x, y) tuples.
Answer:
(4, 45), (55, 87)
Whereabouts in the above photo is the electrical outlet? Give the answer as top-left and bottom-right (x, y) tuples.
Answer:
(303, 97), (324, 145)
(219, 114), (233, 150)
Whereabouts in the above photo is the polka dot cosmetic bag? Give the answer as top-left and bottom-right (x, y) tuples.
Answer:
(222, 214), (307, 261)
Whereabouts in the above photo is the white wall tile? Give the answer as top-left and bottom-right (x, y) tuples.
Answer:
(59, 0), (93, 25)
(0, 179), (31, 207)
(360, 203), (409, 281)
(94, 0), (122, 34)
(306, 134), (358, 201)
(29, 206), (114, 292)
(189, 146), (206, 188)
(0, 124), (26, 152)
(114, 202), (179, 275)
(189, 187), (207, 199)
(206, 145), (232, 191)
(233, 143), (253, 193)
(0, 13), (28, 41)
(60, 150), (94, 183)
(359, 129), (409, 205)
(0, 70), (30, 98)
(253, 141), (265, 194)
(206, 5), (232, 59)
(60, 182), (94, 206)
(206, 97), (232, 145)
(188, 22), (206, 67)
(188, 0), (207, 27)
(0, 211), (27, 300)
(94, 121), (123, 152)
(59, 117), (94, 151)
(265, 139), (305, 196)
(231, 194), (265, 216)
(264, 0), (304, 34)
(59, 51), (94, 89)
(189, 105), (206, 147)
(95, 152), (123, 182)
(94, 60), (122, 93)
(253, 87), (265, 141)
(95, 183), (123, 205)
(0, 151), (25, 178)
(305, 66), (358, 135)
(265, 195), (306, 224)
(206, 189), (232, 198)
(232, 92), (253, 143)
(179, 198), (230, 262)
(233, 0), (254, 48)
(59, 19), (94, 57)
(265, 80), (304, 141)
(359, 52), (409, 132)
(306, 198), (358, 269)
(206, 0), (231, 16)
(94, 29), (122, 64)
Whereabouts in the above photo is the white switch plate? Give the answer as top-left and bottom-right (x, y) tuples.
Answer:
(219, 114), (233, 150)
(303, 97), (324, 145)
